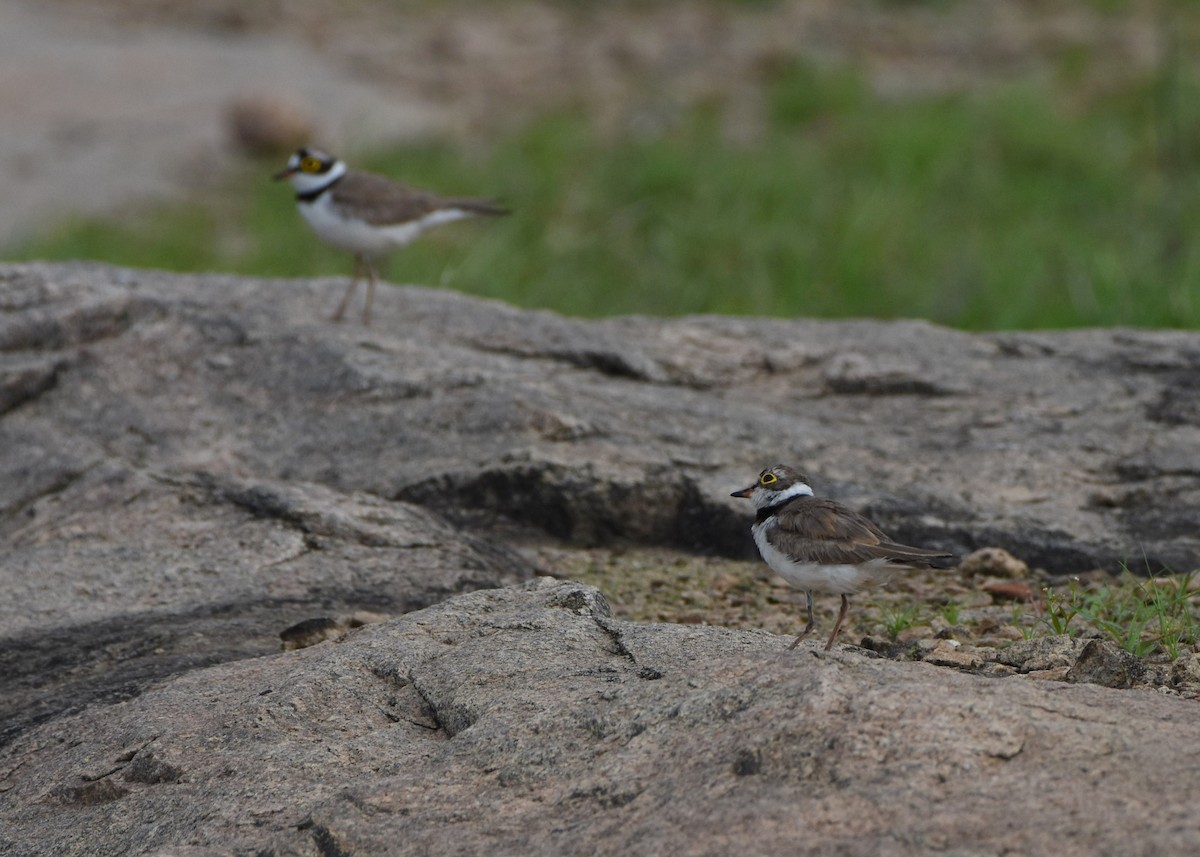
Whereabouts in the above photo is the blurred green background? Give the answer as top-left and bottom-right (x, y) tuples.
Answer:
(8, 1), (1200, 330)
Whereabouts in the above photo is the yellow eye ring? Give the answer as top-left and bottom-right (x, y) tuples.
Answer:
(759, 472), (777, 486)
(300, 157), (322, 173)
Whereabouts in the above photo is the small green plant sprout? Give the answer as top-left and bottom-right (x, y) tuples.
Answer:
(939, 601), (962, 626)
(1011, 604), (1035, 640)
(880, 604), (924, 639)
(1040, 581), (1084, 637)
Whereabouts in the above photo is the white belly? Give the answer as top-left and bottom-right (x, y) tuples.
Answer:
(752, 521), (894, 595)
(298, 194), (470, 257)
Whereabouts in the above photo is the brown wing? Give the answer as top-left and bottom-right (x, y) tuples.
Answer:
(333, 172), (507, 226)
(770, 497), (955, 568)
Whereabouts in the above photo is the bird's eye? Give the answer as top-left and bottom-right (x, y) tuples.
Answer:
(759, 472), (777, 486)
(301, 157), (322, 173)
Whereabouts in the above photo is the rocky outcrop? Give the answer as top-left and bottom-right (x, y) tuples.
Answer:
(2, 262), (1200, 853)
(5, 578), (1200, 856)
(0, 464), (531, 745)
(3, 262), (1197, 571)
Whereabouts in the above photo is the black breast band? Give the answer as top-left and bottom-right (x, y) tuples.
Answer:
(296, 174), (344, 203)
(755, 500), (793, 524)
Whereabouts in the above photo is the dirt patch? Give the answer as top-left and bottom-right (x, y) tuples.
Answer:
(42, 0), (1167, 121)
(535, 541), (1200, 698)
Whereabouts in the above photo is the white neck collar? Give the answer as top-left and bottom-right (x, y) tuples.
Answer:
(755, 480), (813, 509)
(290, 159), (347, 197)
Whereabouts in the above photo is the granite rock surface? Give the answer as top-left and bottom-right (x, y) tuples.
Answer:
(3, 262), (1200, 853)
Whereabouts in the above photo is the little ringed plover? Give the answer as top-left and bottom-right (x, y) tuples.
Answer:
(274, 147), (509, 324)
(732, 464), (955, 651)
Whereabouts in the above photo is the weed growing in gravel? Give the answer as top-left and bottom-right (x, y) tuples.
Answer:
(1040, 584), (1084, 637)
(1032, 571), (1200, 659)
(879, 604), (924, 639)
(1012, 605), (1032, 639)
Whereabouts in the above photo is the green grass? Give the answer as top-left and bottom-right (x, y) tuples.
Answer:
(9, 58), (1200, 328)
(878, 603), (925, 639)
(1036, 571), (1200, 659)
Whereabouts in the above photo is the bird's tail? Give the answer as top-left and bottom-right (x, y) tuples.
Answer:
(448, 198), (511, 217)
(879, 543), (958, 569)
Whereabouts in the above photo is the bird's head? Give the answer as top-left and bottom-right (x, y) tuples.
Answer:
(731, 464), (814, 509)
(273, 146), (345, 192)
